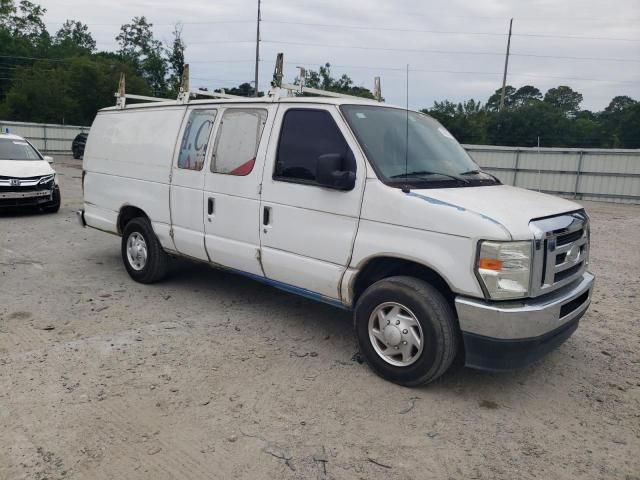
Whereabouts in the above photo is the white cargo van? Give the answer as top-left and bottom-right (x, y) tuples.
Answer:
(78, 95), (594, 386)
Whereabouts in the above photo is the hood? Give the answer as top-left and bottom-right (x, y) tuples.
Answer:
(0, 160), (55, 178)
(413, 184), (582, 239)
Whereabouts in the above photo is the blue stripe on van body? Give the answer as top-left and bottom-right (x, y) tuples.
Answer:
(220, 266), (351, 311)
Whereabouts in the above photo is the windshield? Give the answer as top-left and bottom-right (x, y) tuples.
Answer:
(341, 105), (497, 188)
(0, 138), (42, 161)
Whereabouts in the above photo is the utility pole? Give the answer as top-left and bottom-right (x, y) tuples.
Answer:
(254, 0), (261, 97)
(499, 18), (513, 111)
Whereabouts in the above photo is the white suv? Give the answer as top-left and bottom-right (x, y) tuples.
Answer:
(0, 133), (60, 212)
(78, 97), (594, 386)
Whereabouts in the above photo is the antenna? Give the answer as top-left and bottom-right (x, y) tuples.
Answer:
(402, 64), (410, 193)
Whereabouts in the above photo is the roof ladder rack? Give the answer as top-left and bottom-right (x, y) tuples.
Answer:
(115, 73), (173, 109)
(178, 64), (244, 101)
(269, 53), (383, 102)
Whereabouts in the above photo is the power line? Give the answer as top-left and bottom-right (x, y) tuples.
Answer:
(261, 20), (640, 43)
(261, 40), (640, 63)
(257, 59), (640, 84)
(44, 17), (640, 42)
(45, 20), (255, 26)
(1, 52), (637, 85)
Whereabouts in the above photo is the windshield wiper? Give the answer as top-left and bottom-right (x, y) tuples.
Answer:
(459, 169), (502, 184)
(390, 170), (469, 184)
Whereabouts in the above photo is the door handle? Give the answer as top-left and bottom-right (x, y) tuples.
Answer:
(263, 206), (271, 225)
(208, 197), (215, 215)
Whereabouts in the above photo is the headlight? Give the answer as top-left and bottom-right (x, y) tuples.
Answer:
(476, 240), (532, 300)
(38, 174), (55, 185)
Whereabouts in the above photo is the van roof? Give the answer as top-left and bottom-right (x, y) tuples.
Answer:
(100, 95), (403, 112)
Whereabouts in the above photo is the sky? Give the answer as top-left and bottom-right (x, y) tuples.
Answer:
(37, 0), (640, 111)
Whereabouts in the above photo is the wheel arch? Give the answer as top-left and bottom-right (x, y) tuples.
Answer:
(350, 255), (456, 308)
(117, 204), (149, 235)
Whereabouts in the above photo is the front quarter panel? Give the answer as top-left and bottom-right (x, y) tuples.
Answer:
(348, 180), (515, 301)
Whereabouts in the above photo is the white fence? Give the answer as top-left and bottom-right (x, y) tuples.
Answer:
(464, 145), (640, 204)
(0, 120), (89, 154)
(1, 120), (638, 204)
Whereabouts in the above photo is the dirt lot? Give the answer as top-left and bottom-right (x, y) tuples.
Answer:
(1, 157), (639, 480)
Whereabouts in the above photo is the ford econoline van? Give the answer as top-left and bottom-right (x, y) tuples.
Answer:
(78, 96), (594, 386)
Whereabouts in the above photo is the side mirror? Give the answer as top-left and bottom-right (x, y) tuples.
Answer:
(316, 153), (356, 191)
(44, 155), (53, 164)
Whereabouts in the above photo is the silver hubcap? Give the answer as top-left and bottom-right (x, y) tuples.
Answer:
(368, 302), (424, 367)
(126, 232), (147, 271)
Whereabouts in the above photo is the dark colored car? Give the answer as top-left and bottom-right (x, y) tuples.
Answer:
(72, 132), (88, 159)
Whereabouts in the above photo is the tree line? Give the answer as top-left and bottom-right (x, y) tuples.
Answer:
(1, 0), (638, 148)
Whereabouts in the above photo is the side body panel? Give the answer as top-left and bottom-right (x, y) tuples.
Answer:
(83, 106), (186, 250)
(259, 104), (367, 299)
(203, 105), (277, 276)
(169, 107), (218, 260)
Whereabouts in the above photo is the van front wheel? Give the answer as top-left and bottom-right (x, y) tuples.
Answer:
(121, 217), (168, 284)
(354, 276), (459, 386)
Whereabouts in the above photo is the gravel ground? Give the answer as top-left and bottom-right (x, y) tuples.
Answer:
(1, 157), (639, 480)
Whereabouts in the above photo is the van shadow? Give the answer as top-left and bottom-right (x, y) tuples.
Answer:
(161, 257), (356, 343)
(105, 254), (561, 393)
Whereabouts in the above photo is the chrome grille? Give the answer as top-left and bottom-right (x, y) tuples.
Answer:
(0, 175), (54, 192)
(530, 211), (589, 297)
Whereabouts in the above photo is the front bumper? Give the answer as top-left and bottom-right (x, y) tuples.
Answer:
(76, 209), (86, 227)
(0, 189), (53, 208)
(455, 271), (594, 371)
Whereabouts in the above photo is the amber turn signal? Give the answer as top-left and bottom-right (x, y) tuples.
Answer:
(478, 258), (503, 271)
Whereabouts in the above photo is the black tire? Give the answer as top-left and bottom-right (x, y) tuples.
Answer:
(72, 148), (80, 159)
(42, 186), (61, 213)
(354, 276), (459, 387)
(121, 217), (169, 284)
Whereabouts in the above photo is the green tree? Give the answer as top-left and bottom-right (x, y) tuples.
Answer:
(116, 16), (167, 96)
(301, 63), (375, 99)
(166, 24), (185, 94)
(618, 103), (640, 148)
(425, 99), (487, 144)
(213, 82), (263, 97)
(1, 0), (48, 45)
(512, 85), (542, 107)
(0, 57), (150, 124)
(486, 86), (516, 111)
(599, 96), (638, 147)
(53, 20), (96, 53)
(486, 102), (570, 147)
(604, 95), (636, 113)
(544, 86), (583, 116)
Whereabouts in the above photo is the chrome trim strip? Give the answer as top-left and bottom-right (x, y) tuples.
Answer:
(0, 190), (52, 199)
(529, 211), (589, 298)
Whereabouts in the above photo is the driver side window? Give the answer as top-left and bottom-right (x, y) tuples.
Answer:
(274, 109), (355, 185)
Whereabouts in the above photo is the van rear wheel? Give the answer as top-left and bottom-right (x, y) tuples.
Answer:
(354, 276), (459, 386)
(121, 217), (168, 284)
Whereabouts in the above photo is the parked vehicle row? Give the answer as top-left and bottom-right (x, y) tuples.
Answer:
(77, 96), (594, 386)
(72, 132), (88, 159)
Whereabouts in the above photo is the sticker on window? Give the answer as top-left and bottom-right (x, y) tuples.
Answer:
(178, 110), (217, 170)
(438, 127), (455, 140)
(355, 112), (367, 119)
